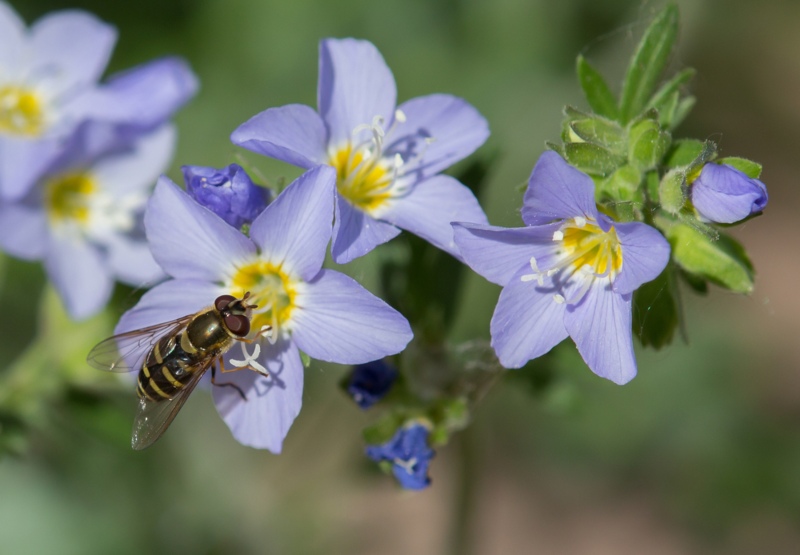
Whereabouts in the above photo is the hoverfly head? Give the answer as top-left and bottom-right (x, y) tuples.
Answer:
(214, 293), (253, 338)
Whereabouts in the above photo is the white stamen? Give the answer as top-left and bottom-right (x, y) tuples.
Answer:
(230, 341), (269, 377)
(553, 294), (566, 304)
(553, 230), (564, 241)
(393, 457), (418, 474)
(394, 109), (407, 123)
(573, 216), (587, 228)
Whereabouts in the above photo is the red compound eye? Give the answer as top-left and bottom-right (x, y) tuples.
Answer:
(215, 295), (236, 312)
(224, 314), (251, 337)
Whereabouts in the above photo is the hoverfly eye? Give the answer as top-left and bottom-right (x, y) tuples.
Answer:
(224, 314), (251, 337)
(215, 295), (236, 312)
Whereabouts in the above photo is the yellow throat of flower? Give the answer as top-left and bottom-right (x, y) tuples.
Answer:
(329, 144), (395, 214)
(0, 86), (45, 137)
(45, 171), (96, 225)
(558, 217), (622, 277)
(230, 261), (299, 333)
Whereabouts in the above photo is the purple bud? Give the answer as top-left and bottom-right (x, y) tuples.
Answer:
(366, 423), (434, 490)
(182, 164), (270, 228)
(347, 359), (398, 409)
(691, 163), (768, 224)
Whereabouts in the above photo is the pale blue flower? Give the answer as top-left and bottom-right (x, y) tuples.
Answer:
(116, 166), (413, 452)
(232, 38), (489, 263)
(453, 152), (671, 384)
(691, 163), (768, 224)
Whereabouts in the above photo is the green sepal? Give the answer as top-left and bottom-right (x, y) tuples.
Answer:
(429, 397), (469, 446)
(627, 118), (671, 171)
(665, 139), (717, 175)
(618, 3), (679, 122)
(717, 156), (762, 179)
(299, 350), (311, 368)
(545, 141), (565, 157)
(680, 269), (709, 295)
(564, 142), (625, 177)
(576, 54), (619, 120)
(568, 117), (626, 153)
(659, 169), (686, 214)
(632, 264), (684, 349)
(596, 164), (643, 210)
(663, 221), (755, 294)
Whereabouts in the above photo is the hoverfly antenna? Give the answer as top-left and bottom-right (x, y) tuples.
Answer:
(242, 291), (251, 301)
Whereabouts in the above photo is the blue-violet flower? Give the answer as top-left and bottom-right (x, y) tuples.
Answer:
(453, 151), (671, 384)
(115, 166), (413, 452)
(366, 423), (434, 490)
(231, 38), (489, 263)
(182, 163), (270, 229)
(690, 163), (768, 224)
(347, 359), (398, 409)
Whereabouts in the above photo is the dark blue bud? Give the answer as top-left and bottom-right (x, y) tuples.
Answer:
(182, 163), (270, 229)
(347, 359), (398, 409)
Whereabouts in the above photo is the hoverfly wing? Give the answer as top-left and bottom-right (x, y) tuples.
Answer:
(131, 360), (212, 450)
(87, 316), (193, 373)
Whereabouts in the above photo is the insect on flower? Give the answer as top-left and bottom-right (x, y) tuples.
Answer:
(87, 292), (272, 449)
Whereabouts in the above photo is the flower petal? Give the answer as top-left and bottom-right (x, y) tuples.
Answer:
(291, 269), (412, 364)
(92, 124), (175, 197)
(390, 94), (489, 181)
(115, 278), (220, 335)
(331, 195), (400, 264)
(613, 221), (670, 295)
(72, 56), (198, 130)
(522, 151), (599, 225)
(0, 135), (62, 200)
(31, 10), (116, 98)
(105, 234), (166, 287)
(0, 3), (25, 75)
(318, 38), (397, 147)
(249, 165), (335, 281)
(691, 163), (768, 224)
(490, 266), (568, 368)
(565, 284), (636, 385)
(452, 222), (562, 286)
(0, 201), (48, 260)
(145, 177), (257, 282)
(214, 337), (304, 453)
(45, 232), (112, 320)
(380, 175), (488, 260)
(231, 104), (328, 169)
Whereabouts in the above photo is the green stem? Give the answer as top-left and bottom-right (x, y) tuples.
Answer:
(449, 425), (480, 555)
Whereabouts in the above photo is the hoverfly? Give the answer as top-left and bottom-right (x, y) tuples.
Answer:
(87, 293), (271, 450)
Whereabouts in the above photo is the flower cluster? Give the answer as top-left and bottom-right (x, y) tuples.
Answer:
(0, 3), (768, 493)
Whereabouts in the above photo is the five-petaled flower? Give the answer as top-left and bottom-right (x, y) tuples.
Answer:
(366, 422), (434, 490)
(115, 166), (413, 452)
(690, 162), (768, 224)
(453, 151), (671, 384)
(231, 38), (489, 263)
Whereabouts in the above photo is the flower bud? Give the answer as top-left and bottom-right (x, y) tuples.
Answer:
(346, 359), (398, 409)
(182, 164), (269, 229)
(365, 423), (434, 490)
(690, 163), (767, 224)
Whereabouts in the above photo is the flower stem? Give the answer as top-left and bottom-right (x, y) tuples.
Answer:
(448, 424), (480, 555)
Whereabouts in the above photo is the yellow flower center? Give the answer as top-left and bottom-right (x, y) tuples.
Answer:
(229, 261), (299, 333)
(558, 218), (622, 277)
(44, 171), (96, 225)
(0, 86), (45, 137)
(329, 144), (396, 214)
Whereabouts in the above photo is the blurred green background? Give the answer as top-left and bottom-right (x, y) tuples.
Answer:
(1, 0), (798, 553)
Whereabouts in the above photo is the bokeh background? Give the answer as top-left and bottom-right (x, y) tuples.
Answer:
(1, 0), (798, 553)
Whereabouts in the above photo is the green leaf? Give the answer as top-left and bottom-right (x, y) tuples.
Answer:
(627, 119), (670, 171)
(619, 3), (679, 122)
(564, 142), (625, 176)
(633, 265), (682, 349)
(655, 90), (680, 129)
(680, 269), (709, 295)
(665, 223), (755, 293)
(568, 117), (626, 153)
(672, 96), (696, 128)
(576, 54), (619, 120)
(647, 67), (696, 127)
(718, 157), (762, 179)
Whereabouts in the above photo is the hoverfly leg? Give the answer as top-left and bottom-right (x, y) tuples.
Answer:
(211, 359), (247, 401)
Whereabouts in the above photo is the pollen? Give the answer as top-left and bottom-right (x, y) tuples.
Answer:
(0, 86), (45, 137)
(44, 171), (96, 224)
(557, 220), (623, 277)
(230, 261), (299, 335)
